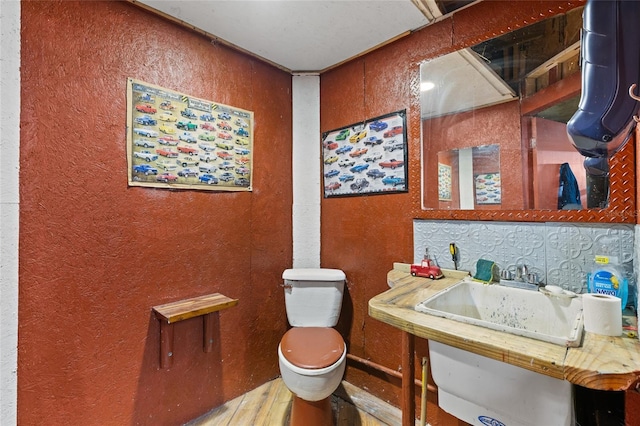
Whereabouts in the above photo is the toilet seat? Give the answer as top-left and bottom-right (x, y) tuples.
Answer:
(280, 327), (344, 369)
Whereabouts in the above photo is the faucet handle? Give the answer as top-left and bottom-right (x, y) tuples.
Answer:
(516, 264), (528, 280)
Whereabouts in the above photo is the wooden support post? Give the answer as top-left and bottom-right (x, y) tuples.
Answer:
(402, 331), (415, 426)
(159, 321), (175, 369)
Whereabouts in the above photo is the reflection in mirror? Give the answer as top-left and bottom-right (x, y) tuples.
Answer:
(529, 113), (587, 210)
(420, 49), (516, 119)
(420, 6), (605, 211)
(437, 144), (500, 210)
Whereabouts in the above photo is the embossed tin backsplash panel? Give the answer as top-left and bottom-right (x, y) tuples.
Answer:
(414, 220), (636, 307)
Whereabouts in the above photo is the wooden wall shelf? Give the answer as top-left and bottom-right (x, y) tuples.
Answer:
(152, 293), (238, 369)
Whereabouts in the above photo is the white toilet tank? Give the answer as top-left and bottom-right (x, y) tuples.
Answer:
(282, 268), (346, 327)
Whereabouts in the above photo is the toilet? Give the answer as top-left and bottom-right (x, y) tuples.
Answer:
(278, 268), (347, 426)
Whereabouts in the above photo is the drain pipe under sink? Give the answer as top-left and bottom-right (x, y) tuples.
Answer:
(346, 353), (437, 393)
(346, 353), (436, 425)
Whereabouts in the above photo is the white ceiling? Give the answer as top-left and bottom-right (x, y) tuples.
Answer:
(135, 0), (432, 72)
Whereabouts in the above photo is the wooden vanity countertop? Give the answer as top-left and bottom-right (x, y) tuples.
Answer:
(368, 267), (640, 391)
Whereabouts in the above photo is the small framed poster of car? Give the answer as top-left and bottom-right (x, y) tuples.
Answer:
(322, 110), (408, 198)
(438, 163), (452, 201)
(126, 78), (253, 191)
(475, 172), (502, 205)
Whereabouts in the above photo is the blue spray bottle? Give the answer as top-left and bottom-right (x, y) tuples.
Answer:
(588, 255), (628, 310)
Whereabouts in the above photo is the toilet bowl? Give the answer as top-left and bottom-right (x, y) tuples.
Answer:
(278, 327), (347, 401)
(278, 269), (347, 426)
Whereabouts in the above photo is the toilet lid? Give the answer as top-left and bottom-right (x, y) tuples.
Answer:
(281, 327), (345, 369)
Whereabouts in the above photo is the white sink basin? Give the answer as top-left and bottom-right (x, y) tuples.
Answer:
(415, 278), (584, 347)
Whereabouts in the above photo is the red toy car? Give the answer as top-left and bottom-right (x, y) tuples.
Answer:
(410, 259), (444, 280)
(156, 148), (179, 158)
(135, 104), (157, 114)
(379, 158), (404, 169)
(383, 125), (403, 138)
(200, 122), (215, 131)
(177, 145), (198, 155)
(156, 172), (178, 183)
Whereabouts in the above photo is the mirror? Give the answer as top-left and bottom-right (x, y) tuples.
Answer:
(418, 3), (635, 223)
(437, 144), (500, 209)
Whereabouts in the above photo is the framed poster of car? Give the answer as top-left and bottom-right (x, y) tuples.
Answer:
(322, 110), (408, 198)
(475, 172), (501, 205)
(438, 163), (452, 201)
(126, 78), (253, 191)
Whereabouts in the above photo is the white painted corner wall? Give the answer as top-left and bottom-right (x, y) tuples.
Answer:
(0, 1), (20, 424)
(292, 75), (321, 268)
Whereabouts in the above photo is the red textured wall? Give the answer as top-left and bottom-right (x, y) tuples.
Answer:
(422, 101), (523, 210)
(19, 1), (291, 425)
(18, 0), (637, 425)
(319, 1), (637, 424)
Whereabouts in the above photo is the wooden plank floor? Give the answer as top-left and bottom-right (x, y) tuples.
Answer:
(186, 378), (411, 425)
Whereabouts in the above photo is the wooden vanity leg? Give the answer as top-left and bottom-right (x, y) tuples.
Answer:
(159, 321), (175, 369)
(203, 312), (217, 353)
(402, 331), (415, 426)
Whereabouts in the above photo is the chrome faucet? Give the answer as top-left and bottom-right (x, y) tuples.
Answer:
(516, 264), (528, 281)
